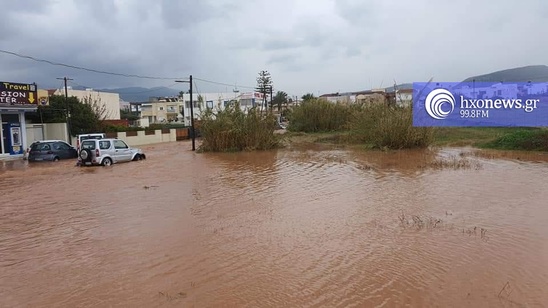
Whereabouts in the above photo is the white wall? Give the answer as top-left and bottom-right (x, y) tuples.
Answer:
(55, 88), (121, 120)
(116, 130), (178, 146)
(25, 123), (69, 144)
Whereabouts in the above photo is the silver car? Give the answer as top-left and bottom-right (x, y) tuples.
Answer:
(78, 138), (146, 166)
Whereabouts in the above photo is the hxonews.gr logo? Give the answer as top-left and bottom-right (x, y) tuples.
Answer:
(413, 81), (546, 127)
(424, 88), (455, 120)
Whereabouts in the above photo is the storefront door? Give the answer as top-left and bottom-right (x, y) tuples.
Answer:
(0, 113), (23, 155)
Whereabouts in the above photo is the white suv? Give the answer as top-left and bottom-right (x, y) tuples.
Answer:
(78, 138), (146, 166)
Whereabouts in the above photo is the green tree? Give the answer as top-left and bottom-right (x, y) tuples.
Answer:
(30, 95), (104, 136)
(302, 93), (316, 101)
(272, 91), (288, 112)
(255, 70), (272, 112)
(120, 109), (140, 122)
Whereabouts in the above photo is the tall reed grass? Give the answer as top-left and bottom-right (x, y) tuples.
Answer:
(348, 103), (434, 149)
(288, 97), (434, 149)
(198, 103), (280, 152)
(287, 98), (353, 132)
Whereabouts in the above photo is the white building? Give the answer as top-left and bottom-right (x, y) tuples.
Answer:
(178, 92), (264, 126)
(525, 82), (548, 95)
(54, 87), (121, 120)
(454, 83), (519, 99)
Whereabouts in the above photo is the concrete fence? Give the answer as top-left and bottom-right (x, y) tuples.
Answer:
(70, 128), (190, 147)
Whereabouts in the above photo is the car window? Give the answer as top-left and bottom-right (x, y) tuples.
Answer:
(99, 141), (111, 150)
(80, 135), (103, 141)
(31, 143), (51, 151)
(113, 140), (128, 149)
(54, 142), (70, 150)
(81, 141), (96, 150)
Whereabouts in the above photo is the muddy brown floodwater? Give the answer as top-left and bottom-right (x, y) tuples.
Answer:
(1, 141), (548, 307)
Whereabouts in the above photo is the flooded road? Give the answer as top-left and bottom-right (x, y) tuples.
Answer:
(1, 142), (547, 307)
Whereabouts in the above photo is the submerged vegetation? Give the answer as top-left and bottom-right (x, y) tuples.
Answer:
(198, 103), (280, 152)
(285, 97), (548, 152)
(196, 94), (547, 153)
(287, 98), (434, 149)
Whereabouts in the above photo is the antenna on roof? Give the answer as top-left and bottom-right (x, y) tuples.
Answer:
(233, 82), (239, 93)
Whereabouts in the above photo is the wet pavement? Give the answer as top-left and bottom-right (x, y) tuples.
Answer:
(1, 141), (547, 307)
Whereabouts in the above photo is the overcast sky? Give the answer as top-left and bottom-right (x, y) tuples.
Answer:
(0, 0), (546, 98)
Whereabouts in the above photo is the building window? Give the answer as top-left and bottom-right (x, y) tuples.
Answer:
(185, 101), (199, 108)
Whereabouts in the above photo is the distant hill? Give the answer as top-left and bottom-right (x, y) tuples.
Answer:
(462, 65), (548, 83)
(69, 85), (181, 102)
(385, 83), (413, 92)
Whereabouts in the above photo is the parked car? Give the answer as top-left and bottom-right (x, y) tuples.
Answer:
(24, 139), (66, 160)
(27, 140), (78, 162)
(78, 138), (146, 166)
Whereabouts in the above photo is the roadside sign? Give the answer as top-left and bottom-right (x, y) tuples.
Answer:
(0, 81), (38, 105)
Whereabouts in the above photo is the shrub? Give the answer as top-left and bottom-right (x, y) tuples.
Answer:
(198, 104), (280, 152)
(287, 98), (353, 132)
(101, 124), (143, 133)
(148, 123), (188, 130)
(347, 103), (434, 149)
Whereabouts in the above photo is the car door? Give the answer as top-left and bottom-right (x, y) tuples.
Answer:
(53, 142), (75, 159)
(29, 142), (50, 161)
(113, 140), (132, 162)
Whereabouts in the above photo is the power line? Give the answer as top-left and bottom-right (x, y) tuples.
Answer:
(68, 80), (181, 95)
(0, 48), (288, 94)
(0, 49), (187, 80)
(193, 77), (255, 90)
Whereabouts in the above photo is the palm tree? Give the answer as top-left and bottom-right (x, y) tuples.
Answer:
(301, 93), (315, 101)
(272, 91), (288, 112)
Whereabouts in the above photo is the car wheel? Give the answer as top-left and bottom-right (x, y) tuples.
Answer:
(80, 149), (91, 162)
(53, 157), (60, 162)
(132, 154), (141, 161)
(102, 157), (113, 166)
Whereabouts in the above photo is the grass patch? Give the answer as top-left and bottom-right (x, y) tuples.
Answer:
(198, 104), (280, 152)
(432, 127), (535, 147)
(480, 128), (548, 151)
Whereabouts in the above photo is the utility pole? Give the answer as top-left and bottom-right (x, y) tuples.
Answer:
(189, 75), (195, 151)
(175, 75), (195, 151)
(57, 77), (73, 144)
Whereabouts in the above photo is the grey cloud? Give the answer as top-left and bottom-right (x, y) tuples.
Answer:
(159, 0), (229, 29)
(1, 0), (547, 98)
(72, 0), (119, 25)
(0, 0), (53, 13)
(261, 20), (339, 52)
(267, 53), (299, 65)
(334, 0), (378, 26)
(346, 47), (361, 57)
(262, 38), (303, 51)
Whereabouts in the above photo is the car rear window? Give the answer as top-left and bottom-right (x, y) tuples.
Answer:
(79, 135), (104, 141)
(81, 141), (96, 150)
(31, 143), (51, 151)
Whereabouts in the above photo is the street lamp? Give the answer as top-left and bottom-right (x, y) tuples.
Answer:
(175, 75), (195, 151)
